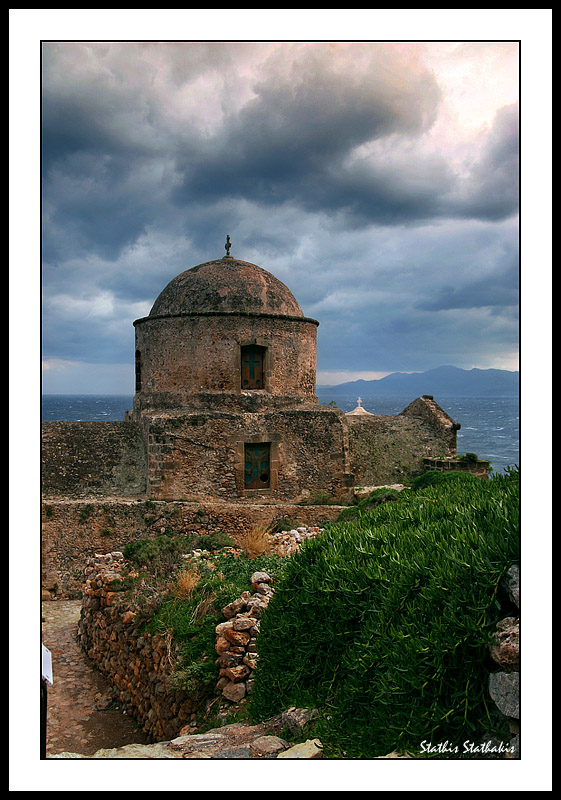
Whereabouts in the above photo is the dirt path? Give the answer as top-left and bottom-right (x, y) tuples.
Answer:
(41, 600), (150, 757)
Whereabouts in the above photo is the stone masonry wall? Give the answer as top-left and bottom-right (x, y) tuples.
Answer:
(41, 499), (343, 598)
(347, 417), (454, 486)
(78, 552), (203, 742)
(133, 314), (318, 411)
(139, 406), (352, 502)
(422, 457), (491, 479)
(346, 395), (458, 486)
(42, 422), (147, 498)
(486, 563), (520, 758)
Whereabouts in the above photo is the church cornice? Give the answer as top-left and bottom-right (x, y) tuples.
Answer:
(133, 310), (319, 327)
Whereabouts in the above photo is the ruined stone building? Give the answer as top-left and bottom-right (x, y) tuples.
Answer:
(42, 241), (461, 596)
(128, 249), (354, 502)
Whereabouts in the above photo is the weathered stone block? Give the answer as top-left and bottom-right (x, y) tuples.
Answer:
(489, 671), (520, 719)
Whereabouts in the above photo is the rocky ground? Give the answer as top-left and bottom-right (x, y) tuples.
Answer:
(41, 597), (330, 759)
(41, 600), (151, 756)
(50, 718), (327, 760)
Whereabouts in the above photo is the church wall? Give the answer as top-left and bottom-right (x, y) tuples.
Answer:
(347, 399), (458, 486)
(41, 402), (458, 597)
(133, 314), (318, 410)
(140, 406), (353, 502)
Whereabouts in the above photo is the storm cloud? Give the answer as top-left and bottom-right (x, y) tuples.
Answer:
(40, 40), (520, 391)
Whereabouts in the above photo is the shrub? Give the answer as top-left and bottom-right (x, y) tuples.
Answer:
(240, 523), (274, 558)
(143, 551), (289, 696)
(410, 470), (480, 492)
(410, 470), (447, 491)
(191, 531), (235, 551)
(337, 488), (401, 522)
(123, 534), (186, 567)
(249, 470), (519, 758)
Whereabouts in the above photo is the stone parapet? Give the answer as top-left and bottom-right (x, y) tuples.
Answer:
(41, 421), (147, 498)
(422, 456), (490, 479)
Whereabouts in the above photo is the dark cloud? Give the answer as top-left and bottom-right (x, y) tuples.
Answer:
(414, 230), (519, 312)
(40, 42), (519, 388)
(171, 45), (447, 222)
(444, 103), (519, 222)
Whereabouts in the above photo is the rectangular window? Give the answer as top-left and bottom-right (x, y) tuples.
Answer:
(244, 443), (271, 489)
(241, 345), (266, 390)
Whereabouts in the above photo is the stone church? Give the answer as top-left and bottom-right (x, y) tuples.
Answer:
(125, 238), (461, 502)
(41, 238), (464, 595)
(128, 242), (354, 502)
(43, 238), (462, 505)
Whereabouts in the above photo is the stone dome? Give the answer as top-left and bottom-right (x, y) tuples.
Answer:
(149, 257), (304, 319)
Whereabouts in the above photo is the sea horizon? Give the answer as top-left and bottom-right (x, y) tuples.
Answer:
(42, 393), (519, 475)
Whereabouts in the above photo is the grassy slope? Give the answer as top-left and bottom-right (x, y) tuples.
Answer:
(249, 471), (519, 758)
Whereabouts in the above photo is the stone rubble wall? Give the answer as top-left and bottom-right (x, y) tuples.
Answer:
(214, 570), (274, 703)
(347, 396), (459, 487)
(42, 499), (342, 598)
(41, 422), (147, 498)
(486, 563), (520, 758)
(422, 457), (491, 479)
(77, 532), (321, 745)
(77, 552), (207, 742)
(138, 405), (353, 502)
(42, 396), (457, 505)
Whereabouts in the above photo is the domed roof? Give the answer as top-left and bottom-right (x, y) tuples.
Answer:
(149, 257), (304, 318)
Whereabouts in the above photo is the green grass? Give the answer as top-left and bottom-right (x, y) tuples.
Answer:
(129, 546), (289, 698)
(248, 469), (519, 758)
(336, 487), (401, 522)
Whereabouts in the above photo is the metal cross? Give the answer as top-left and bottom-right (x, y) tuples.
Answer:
(225, 234), (232, 257)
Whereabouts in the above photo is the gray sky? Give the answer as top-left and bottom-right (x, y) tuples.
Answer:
(33, 20), (527, 392)
(7, 15), (553, 792)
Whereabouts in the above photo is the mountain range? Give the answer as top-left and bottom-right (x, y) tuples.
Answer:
(316, 366), (519, 398)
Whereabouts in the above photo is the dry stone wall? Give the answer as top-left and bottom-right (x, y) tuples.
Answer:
(78, 552), (206, 742)
(486, 563), (520, 758)
(76, 548), (326, 752)
(41, 499), (342, 598)
(215, 570), (275, 703)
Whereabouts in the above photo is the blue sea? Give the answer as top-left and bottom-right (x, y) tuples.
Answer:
(41, 393), (519, 475)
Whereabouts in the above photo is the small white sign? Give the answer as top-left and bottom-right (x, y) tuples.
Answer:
(42, 644), (53, 685)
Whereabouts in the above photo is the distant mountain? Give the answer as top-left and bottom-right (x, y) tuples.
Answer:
(317, 366), (519, 398)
